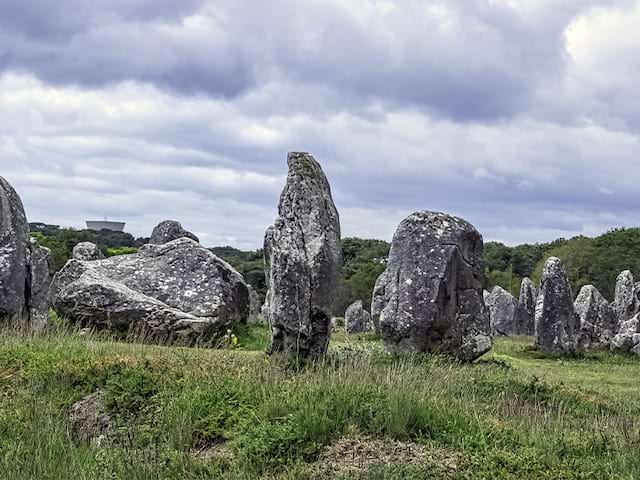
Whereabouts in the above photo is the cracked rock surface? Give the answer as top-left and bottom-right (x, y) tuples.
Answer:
(345, 300), (373, 334)
(1, 176), (52, 325)
(575, 285), (617, 350)
(264, 152), (341, 358)
(375, 211), (492, 361)
(51, 238), (249, 344)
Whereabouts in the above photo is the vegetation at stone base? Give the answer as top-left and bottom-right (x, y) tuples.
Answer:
(29, 223), (148, 271)
(484, 228), (640, 301)
(1, 324), (640, 480)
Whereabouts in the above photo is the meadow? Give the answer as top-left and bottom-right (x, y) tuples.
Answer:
(1, 324), (639, 479)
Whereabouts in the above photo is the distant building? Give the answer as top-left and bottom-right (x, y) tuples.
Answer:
(86, 220), (126, 232)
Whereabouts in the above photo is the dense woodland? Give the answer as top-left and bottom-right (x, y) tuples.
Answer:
(32, 223), (640, 313)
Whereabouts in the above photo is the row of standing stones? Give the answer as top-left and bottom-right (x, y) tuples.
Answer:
(2, 153), (640, 360)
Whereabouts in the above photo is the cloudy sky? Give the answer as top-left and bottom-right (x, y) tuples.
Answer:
(1, 0), (639, 249)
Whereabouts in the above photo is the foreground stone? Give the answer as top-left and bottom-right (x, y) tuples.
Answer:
(610, 314), (640, 356)
(264, 152), (341, 358)
(487, 286), (519, 336)
(613, 270), (636, 327)
(575, 285), (617, 350)
(69, 391), (114, 446)
(345, 300), (373, 334)
(376, 211), (492, 361)
(534, 257), (578, 354)
(0, 176), (51, 325)
(518, 277), (536, 335)
(51, 238), (249, 344)
(149, 220), (199, 245)
(73, 242), (105, 261)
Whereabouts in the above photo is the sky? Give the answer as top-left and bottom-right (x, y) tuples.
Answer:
(1, 0), (639, 249)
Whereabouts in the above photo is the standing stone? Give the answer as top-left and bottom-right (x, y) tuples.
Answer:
(534, 257), (578, 354)
(345, 300), (373, 334)
(264, 152), (341, 358)
(149, 220), (199, 245)
(613, 270), (636, 327)
(73, 242), (105, 261)
(517, 277), (537, 335)
(0, 176), (30, 319)
(376, 211), (492, 361)
(370, 271), (389, 334)
(487, 286), (519, 336)
(27, 238), (52, 328)
(247, 285), (263, 325)
(1, 176), (51, 326)
(575, 285), (617, 350)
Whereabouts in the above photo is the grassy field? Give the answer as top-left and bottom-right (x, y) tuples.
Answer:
(1, 324), (639, 479)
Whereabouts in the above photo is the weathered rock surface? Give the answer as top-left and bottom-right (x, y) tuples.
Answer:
(345, 300), (373, 334)
(73, 242), (105, 261)
(488, 286), (519, 336)
(264, 152), (341, 358)
(0, 176), (30, 319)
(28, 238), (52, 328)
(69, 391), (114, 445)
(370, 271), (388, 334)
(613, 270), (636, 327)
(575, 285), (617, 350)
(534, 257), (578, 354)
(1, 176), (51, 325)
(247, 285), (263, 324)
(51, 238), (249, 343)
(610, 314), (640, 355)
(149, 220), (199, 245)
(376, 211), (492, 361)
(517, 277), (536, 335)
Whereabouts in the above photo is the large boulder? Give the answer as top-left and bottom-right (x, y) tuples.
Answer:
(517, 277), (536, 335)
(51, 238), (249, 344)
(534, 257), (578, 354)
(73, 242), (105, 261)
(376, 211), (492, 361)
(575, 285), (617, 350)
(345, 300), (373, 334)
(149, 220), (199, 245)
(0, 176), (51, 325)
(264, 152), (341, 358)
(610, 314), (640, 356)
(612, 270), (636, 327)
(488, 286), (519, 336)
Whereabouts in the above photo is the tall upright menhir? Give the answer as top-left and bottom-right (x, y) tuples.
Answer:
(0, 176), (51, 326)
(264, 152), (342, 358)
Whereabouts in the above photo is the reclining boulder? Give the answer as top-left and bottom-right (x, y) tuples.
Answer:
(376, 211), (492, 361)
(51, 238), (249, 344)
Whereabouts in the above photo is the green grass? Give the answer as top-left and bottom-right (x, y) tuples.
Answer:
(1, 326), (639, 479)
